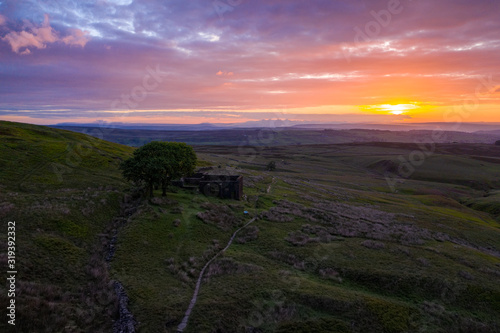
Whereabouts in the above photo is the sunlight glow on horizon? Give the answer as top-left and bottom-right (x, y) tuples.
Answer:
(379, 104), (419, 115)
(358, 103), (423, 116)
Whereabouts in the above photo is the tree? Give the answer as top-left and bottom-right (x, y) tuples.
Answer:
(120, 141), (197, 197)
(496, 140), (500, 146)
(266, 161), (276, 171)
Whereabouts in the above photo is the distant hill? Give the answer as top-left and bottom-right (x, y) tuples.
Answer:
(54, 121), (500, 132)
(295, 122), (500, 132)
(476, 129), (500, 136)
(51, 125), (500, 147)
(54, 121), (221, 131)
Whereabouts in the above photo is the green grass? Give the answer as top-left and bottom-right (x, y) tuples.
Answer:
(0, 121), (134, 332)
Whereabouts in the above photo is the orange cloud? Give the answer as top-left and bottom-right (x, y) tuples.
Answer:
(216, 70), (234, 77)
(1, 14), (90, 54)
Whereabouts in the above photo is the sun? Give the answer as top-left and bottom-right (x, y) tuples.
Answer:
(380, 104), (415, 115)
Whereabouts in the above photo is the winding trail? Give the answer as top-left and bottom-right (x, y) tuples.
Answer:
(176, 216), (258, 332)
(266, 176), (276, 193)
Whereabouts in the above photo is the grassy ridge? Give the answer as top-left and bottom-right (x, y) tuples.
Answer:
(0, 121), (134, 332)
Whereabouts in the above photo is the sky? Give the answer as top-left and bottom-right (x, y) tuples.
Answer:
(0, 0), (499, 126)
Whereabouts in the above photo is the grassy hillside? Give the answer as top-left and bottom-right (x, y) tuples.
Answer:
(0, 121), (134, 332)
(112, 143), (500, 332)
(1, 121), (499, 332)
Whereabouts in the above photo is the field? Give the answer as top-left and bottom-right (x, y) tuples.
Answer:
(114, 142), (500, 332)
(1, 121), (500, 332)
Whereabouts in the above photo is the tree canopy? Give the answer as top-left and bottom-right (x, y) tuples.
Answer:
(266, 161), (276, 171)
(120, 141), (197, 197)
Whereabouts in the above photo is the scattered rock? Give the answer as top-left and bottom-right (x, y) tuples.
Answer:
(104, 196), (142, 332)
(113, 281), (137, 333)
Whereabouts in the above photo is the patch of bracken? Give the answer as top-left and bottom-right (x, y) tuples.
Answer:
(203, 258), (263, 281)
(196, 203), (242, 231)
(235, 226), (260, 244)
(266, 200), (452, 246)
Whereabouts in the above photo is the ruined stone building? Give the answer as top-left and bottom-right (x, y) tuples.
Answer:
(173, 174), (243, 200)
